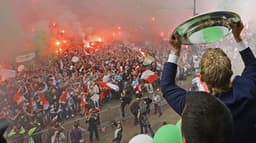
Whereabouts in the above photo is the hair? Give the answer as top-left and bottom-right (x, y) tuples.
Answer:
(74, 121), (79, 128)
(181, 92), (233, 143)
(200, 48), (233, 96)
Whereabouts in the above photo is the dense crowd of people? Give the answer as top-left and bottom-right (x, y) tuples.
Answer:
(0, 34), (198, 143)
(1, 17), (254, 143)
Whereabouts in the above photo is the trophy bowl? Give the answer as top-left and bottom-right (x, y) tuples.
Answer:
(172, 11), (241, 45)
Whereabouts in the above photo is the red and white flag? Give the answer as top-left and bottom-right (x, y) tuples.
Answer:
(59, 59), (64, 70)
(100, 90), (110, 101)
(0, 68), (16, 81)
(141, 70), (159, 83)
(192, 73), (209, 92)
(59, 90), (68, 103)
(13, 92), (25, 105)
(51, 115), (58, 125)
(80, 97), (86, 112)
(96, 81), (119, 91)
(40, 94), (49, 110)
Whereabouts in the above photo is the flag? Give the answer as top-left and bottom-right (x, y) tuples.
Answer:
(40, 94), (49, 110)
(13, 92), (24, 105)
(59, 59), (64, 70)
(7, 129), (16, 137)
(106, 83), (119, 91)
(59, 90), (68, 103)
(83, 49), (90, 55)
(99, 90), (110, 101)
(192, 73), (209, 92)
(51, 115), (58, 125)
(96, 81), (119, 91)
(141, 70), (159, 83)
(16, 52), (36, 63)
(80, 97), (86, 112)
(0, 68), (16, 81)
(143, 55), (155, 66)
(19, 126), (26, 134)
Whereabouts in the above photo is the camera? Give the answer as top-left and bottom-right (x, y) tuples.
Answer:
(111, 120), (118, 127)
(111, 120), (121, 128)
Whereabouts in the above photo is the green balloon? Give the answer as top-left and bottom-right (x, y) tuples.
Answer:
(153, 124), (182, 143)
(176, 119), (182, 128)
(176, 119), (182, 134)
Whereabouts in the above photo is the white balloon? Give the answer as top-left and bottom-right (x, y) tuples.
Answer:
(129, 134), (153, 143)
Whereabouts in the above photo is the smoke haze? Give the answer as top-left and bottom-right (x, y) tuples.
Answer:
(0, 0), (255, 62)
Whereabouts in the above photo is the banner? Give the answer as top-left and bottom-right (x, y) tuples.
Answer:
(0, 68), (16, 81)
(141, 69), (159, 83)
(143, 55), (155, 66)
(16, 52), (36, 63)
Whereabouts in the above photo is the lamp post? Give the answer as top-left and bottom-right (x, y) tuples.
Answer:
(193, 0), (197, 16)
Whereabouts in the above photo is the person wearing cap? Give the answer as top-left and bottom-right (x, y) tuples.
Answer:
(161, 20), (256, 143)
(51, 129), (66, 143)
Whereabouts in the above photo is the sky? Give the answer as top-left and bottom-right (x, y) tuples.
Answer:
(0, 0), (255, 62)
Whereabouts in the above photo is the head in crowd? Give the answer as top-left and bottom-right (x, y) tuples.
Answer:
(74, 121), (79, 128)
(181, 92), (233, 143)
(200, 48), (233, 96)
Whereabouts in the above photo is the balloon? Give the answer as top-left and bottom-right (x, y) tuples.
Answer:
(176, 119), (182, 131)
(176, 119), (182, 137)
(129, 134), (153, 143)
(153, 124), (182, 143)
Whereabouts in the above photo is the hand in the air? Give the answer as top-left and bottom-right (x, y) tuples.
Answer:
(169, 32), (182, 56)
(230, 20), (244, 42)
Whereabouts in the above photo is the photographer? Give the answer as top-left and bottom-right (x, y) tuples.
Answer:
(120, 89), (131, 118)
(51, 129), (66, 143)
(86, 107), (100, 142)
(112, 120), (122, 143)
(137, 100), (154, 136)
(129, 98), (140, 125)
(152, 88), (162, 116)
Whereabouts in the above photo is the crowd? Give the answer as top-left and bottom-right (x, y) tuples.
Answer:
(0, 35), (196, 143)
(1, 17), (252, 143)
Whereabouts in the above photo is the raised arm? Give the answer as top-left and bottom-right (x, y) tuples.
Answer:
(160, 33), (187, 115)
(231, 21), (256, 79)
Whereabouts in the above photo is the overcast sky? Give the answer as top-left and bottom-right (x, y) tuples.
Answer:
(0, 0), (255, 62)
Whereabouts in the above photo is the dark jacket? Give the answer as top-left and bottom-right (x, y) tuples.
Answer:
(161, 48), (256, 143)
(87, 115), (99, 131)
(70, 127), (82, 143)
(130, 100), (140, 115)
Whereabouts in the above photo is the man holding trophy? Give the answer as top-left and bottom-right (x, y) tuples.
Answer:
(161, 11), (256, 143)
